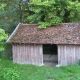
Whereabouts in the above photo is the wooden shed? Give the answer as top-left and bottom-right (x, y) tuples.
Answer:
(6, 23), (80, 66)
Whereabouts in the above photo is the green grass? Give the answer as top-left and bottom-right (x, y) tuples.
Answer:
(0, 59), (80, 80)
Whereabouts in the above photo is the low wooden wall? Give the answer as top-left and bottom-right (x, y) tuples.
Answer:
(12, 44), (43, 66)
(58, 45), (80, 66)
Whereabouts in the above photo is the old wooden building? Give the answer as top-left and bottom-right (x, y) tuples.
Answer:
(6, 23), (80, 66)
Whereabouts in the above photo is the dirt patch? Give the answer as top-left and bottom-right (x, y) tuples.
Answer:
(43, 54), (58, 66)
(44, 60), (58, 66)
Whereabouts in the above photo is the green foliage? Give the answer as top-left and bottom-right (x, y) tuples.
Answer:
(0, 3), (7, 11)
(0, 28), (8, 51)
(0, 44), (12, 59)
(26, 0), (80, 28)
(0, 0), (21, 33)
(0, 28), (8, 41)
(68, 1), (80, 22)
(0, 67), (20, 80)
(27, 0), (62, 28)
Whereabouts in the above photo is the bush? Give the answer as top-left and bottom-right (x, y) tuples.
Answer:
(0, 43), (12, 59)
(0, 67), (20, 80)
(0, 28), (8, 51)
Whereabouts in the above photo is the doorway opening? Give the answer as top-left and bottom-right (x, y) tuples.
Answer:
(43, 44), (58, 66)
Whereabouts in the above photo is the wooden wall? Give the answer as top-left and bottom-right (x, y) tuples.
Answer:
(12, 44), (80, 66)
(58, 45), (80, 66)
(12, 44), (43, 66)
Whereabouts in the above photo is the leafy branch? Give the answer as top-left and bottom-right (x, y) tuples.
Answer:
(26, 0), (80, 28)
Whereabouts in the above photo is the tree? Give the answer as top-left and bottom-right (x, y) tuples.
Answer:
(0, 0), (34, 33)
(0, 0), (21, 33)
(0, 0), (80, 31)
(26, 0), (80, 28)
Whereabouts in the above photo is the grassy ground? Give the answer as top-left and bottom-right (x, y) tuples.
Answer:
(0, 59), (80, 80)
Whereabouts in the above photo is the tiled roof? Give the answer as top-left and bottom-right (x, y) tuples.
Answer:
(7, 23), (80, 44)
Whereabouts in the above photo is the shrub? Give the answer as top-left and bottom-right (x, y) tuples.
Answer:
(0, 28), (8, 51)
(0, 67), (20, 80)
(0, 44), (12, 59)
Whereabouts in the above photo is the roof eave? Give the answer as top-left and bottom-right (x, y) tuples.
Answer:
(6, 23), (21, 43)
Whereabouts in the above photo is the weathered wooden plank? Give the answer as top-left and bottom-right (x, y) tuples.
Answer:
(12, 44), (16, 63)
(58, 45), (60, 65)
(38, 45), (43, 65)
(12, 44), (43, 66)
(75, 45), (80, 63)
(58, 44), (80, 66)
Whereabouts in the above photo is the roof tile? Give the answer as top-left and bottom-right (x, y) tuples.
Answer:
(7, 23), (80, 44)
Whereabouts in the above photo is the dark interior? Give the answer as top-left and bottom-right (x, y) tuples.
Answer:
(43, 44), (58, 55)
(43, 44), (58, 66)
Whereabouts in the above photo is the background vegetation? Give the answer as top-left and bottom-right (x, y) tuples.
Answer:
(0, 0), (80, 32)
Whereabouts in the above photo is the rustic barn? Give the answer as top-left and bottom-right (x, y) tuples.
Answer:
(6, 23), (80, 66)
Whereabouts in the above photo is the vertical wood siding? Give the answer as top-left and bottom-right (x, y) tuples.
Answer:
(58, 45), (80, 66)
(12, 44), (43, 66)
